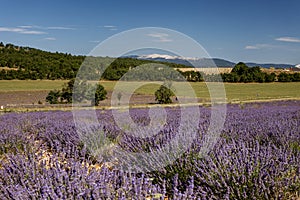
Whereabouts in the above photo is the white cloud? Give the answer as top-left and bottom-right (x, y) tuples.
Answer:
(0, 25), (75, 35)
(245, 44), (276, 50)
(147, 33), (169, 38)
(0, 27), (24, 32)
(47, 26), (75, 30)
(157, 37), (172, 42)
(18, 25), (33, 29)
(22, 30), (46, 35)
(0, 27), (46, 34)
(102, 25), (118, 31)
(44, 37), (56, 41)
(245, 45), (260, 50)
(103, 25), (116, 28)
(89, 40), (101, 43)
(147, 32), (172, 42)
(275, 37), (300, 43)
(19, 25), (76, 30)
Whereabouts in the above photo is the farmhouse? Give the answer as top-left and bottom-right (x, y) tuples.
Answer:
(290, 64), (300, 72)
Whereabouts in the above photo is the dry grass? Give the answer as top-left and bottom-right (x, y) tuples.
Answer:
(176, 67), (232, 74)
(0, 80), (67, 92)
(260, 68), (297, 75)
(0, 67), (19, 71)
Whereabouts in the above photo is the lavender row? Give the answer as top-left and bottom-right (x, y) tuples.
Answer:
(0, 101), (299, 199)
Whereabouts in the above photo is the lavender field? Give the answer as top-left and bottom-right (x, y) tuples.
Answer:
(0, 101), (300, 199)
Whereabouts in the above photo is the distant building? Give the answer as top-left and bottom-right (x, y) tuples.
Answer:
(290, 64), (300, 72)
(290, 68), (300, 72)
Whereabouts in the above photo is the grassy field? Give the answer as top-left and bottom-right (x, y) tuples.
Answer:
(222, 82), (300, 102)
(0, 80), (67, 92)
(101, 81), (300, 102)
(0, 80), (299, 102)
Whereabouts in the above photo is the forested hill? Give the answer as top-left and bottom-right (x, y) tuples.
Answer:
(0, 42), (189, 80)
(0, 42), (85, 79)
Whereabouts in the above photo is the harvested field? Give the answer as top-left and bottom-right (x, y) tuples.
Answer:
(176, 67), (232, 74)
(0, 91), (49, 106)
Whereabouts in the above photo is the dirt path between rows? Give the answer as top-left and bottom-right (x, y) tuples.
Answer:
(0, 91), (160, 108)
(1, 90), (300, 112)
(0, 91), (49, 106)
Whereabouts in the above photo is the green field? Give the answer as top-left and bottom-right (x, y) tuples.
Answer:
(100, 81), (300, 102)
(0, 80), (299, 102)
(0, 80), (67, 91)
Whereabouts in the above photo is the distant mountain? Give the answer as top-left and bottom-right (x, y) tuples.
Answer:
(130, 54), (235, 67)
(245, 62), (294, 69)
(127, 54), (294, 69)
(127, 55), (193, 66)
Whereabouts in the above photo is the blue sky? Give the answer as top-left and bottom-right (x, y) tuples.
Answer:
(1, 0), (300, 64)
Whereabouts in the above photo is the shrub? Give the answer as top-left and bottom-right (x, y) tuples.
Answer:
(46, 79), (107, 105)
(45, 90), (60, 104)
(155, 82), (174, 104)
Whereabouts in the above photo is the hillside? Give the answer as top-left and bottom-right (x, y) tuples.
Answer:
(245, 62), (294, 69)
(0, 42), (189, 80)
(131, 54), (235, 67)
(0, 42), (84, 79)
(131, 54), (294, 69)
(0, 42), (298, 82)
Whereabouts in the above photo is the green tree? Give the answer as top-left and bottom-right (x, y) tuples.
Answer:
(60, 79), (75, 103)
(46, 79), (107, 105)
(278, 72), (292, 82)
(72, 80), (90, 103)
(90, 83), (107, 106)
(231, 62), (249, 75)
(46, 90), (60, 104)
(155, 81), (174, 104)
(293, 73), (300, 82)
(265, 73), (276, 82)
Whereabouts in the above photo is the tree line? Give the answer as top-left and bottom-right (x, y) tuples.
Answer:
(0, 42), (188, 80)
(46, 79), (107, 105)
(0, 42), (83, 80)
(178, 62), (300, 83)
(0, 42), (299, 82)
(46, 79), (176, 105)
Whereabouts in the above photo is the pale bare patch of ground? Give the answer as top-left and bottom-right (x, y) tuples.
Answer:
(0, 67), (19, 71)
(0, 90), (49, 106)
(260, 68), (297, 75)
(176, 67), (232, 74)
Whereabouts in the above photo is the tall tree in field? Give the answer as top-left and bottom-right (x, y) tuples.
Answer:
(90, 83), (107, 106)
(155, 81), (174, 104)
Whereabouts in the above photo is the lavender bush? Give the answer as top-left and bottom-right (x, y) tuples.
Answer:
(0, 101), (299, 199)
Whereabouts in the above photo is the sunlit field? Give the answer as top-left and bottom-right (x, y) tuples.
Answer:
(0, 101), (299, 199)
(1, 80), (299, 103)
